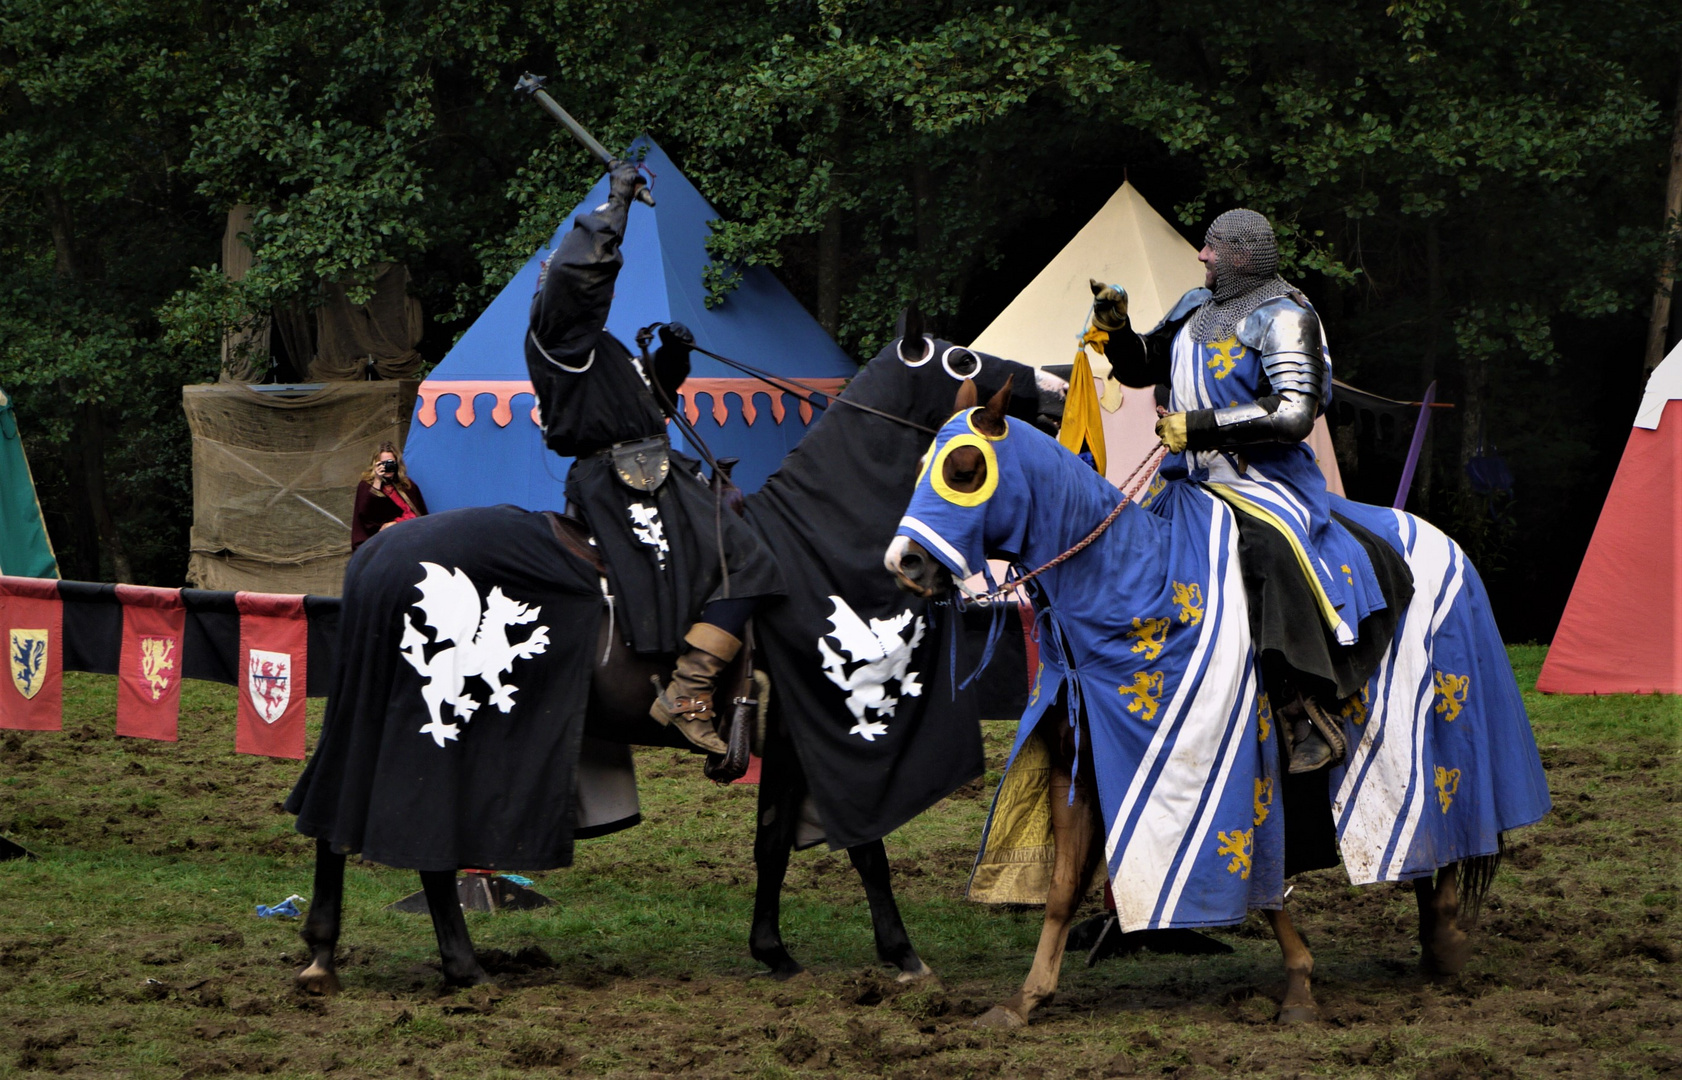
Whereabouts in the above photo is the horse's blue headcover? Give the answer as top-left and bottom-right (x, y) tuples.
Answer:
(897, 413), (1550, 930)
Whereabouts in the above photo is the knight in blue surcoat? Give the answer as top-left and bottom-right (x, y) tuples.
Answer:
(1100, 209), (1413, 775)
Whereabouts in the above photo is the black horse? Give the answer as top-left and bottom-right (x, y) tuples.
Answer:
(290, 308), (1043, 992)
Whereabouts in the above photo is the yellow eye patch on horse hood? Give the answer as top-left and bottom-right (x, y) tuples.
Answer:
(930, 432), (1000, 506)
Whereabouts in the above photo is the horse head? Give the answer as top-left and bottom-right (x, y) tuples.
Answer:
(886, 377), (1127, 600)
(839, 303), (1036, 438)
(886, 378), (1016, 598)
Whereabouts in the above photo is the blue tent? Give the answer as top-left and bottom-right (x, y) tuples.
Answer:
(405, 137), (856, 513)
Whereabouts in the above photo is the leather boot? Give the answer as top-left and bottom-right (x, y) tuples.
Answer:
(650, 623), (740, 754)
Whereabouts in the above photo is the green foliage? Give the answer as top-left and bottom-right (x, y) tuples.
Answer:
(0, 0), (1676, 609)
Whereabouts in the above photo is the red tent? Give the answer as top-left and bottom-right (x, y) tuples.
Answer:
(1537, 341), (1682, 693)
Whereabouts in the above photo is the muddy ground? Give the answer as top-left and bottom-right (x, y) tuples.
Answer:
(0, 647), (1677, 1078)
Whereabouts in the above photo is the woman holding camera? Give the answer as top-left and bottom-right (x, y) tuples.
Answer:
(351, 442), (428, 552)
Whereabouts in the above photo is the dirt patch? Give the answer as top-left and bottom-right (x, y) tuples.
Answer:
(1, 675), (1679, 1077)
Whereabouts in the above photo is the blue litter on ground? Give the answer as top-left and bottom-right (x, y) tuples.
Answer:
(501, 874), (533, 887)
(255, 894), (306, 918)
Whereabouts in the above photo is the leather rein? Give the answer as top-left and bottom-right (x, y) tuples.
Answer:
(962, 444), (1169, 606)
(688, 343), (939, 435)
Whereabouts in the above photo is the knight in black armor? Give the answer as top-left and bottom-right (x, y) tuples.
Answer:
(1098, 209), (1412, 774)
(526, 161), (784, 756)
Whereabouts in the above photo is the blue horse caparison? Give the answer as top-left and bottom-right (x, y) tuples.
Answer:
(886, 383), (1550, 1028)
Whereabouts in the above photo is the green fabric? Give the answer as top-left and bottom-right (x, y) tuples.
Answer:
(0, 389), (59, 579)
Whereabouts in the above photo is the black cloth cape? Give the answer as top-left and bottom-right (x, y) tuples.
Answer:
(567, 450), (782, 655)
(744, 339), (1039, 850)
(526, 163), (781, 654)
(284, 506), (601, 871)
(1238, 511), (1414, 703)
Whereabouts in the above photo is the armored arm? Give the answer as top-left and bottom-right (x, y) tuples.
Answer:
(526, 161), (645, 369)
(1182, 301), (1324, 452)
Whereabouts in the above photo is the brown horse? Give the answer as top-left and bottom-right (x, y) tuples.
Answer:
(886, 382), (1532, 1028)
(292, 310), (1043, 993)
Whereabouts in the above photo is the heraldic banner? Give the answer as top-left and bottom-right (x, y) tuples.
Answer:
(0, 575), (62, 730)
(235, 592), (309, 760)
(116, 584), (187, 741)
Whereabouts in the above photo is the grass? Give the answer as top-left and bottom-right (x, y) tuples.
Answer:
(0, 649), (1676, 1078)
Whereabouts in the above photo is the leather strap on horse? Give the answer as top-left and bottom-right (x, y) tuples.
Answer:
(703, 621), (756, 784)
(965, 444), (1169, 606)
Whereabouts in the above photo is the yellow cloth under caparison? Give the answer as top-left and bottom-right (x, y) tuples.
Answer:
(966, 733), (1056, 905)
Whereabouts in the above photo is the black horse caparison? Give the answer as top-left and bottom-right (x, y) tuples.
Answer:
(294, 308), (1038, 993)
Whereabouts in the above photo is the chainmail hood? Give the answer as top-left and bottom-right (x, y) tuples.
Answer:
(1189, 208), (1293, 343)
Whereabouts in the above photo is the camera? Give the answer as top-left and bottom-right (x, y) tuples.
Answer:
(379, 460), (396, 476)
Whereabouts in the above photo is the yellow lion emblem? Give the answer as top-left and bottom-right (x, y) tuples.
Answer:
(1253, 778), (1274, 828)
(1256, 692), (1273, 743)
(1434, 765), (1461, 813)
(1433, 672), (1469, 723)
(1118, 671), (1165, 722)
(140, 636), (177, 702)
(1171, 581), (1204, 627)
(1339, 685), (1371, 726)
(1216, 828), (1254, 879)
(1126, 617), (1170, 661)
(1205, 336), (1245, 380)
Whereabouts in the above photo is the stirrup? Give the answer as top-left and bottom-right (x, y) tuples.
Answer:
(1289, 697), (1347, 774)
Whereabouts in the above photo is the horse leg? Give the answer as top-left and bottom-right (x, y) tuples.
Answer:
(847, 839), (933, 982)
(419, 871), (489, 987)
(1416, 863), (1470, 977)
(749, 729), (806, 979)
(978, 719), (1100, 1029)
(1265, 905), (1320, 1023)
(297, 838), (345, 995)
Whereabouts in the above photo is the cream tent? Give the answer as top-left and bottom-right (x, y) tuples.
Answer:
(972, 181), (1343, 495)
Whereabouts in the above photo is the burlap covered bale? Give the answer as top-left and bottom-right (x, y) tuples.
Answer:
(184, 381), (418, 596)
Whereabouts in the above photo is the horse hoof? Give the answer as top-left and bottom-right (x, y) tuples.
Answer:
(443, 967), (491, 989)
(1276, 1004), (1320, 1025)
(895, 960), (936, 984)
(1422, 929), (1471, 978)
(974, 1005), (1027, 1030)
(296, 964), (341, 996)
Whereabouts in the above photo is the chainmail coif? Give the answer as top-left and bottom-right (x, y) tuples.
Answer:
(1188, 208), (1293, 343)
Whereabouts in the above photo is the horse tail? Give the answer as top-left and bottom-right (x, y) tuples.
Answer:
(1457, 833), (1506, 928)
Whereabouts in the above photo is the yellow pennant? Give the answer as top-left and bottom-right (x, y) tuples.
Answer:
(1057, 348), (1108, 477)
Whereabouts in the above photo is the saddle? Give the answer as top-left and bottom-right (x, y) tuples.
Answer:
(544, 510), (762, 782)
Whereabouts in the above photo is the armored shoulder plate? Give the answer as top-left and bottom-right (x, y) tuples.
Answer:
(1236, 295), (1318, 356)
(1238, 295), (1331, 403)
(1147, 287), (1212, 336)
